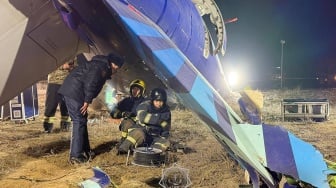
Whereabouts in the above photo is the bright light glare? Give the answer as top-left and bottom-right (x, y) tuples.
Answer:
(227, 71), (239, 87)
(104, 83), (117, 111)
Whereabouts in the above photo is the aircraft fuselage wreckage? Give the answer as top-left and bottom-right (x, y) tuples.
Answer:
(1, 0), (335, 187)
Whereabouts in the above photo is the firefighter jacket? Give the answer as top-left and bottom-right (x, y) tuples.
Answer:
(110, 96), (146, 120)
(136, 100), (171, 135)
(58, 55), (113, 104)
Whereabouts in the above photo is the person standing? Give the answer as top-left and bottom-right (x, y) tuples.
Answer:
(118, 88), (171, 154)
(58, 53), (124, 164)
(110, 79), (147, 142)
(43, 60), (75, 133)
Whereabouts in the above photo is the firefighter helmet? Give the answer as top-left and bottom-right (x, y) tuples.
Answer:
(130, 79), (146, 96)
(150, 88), (167, 102)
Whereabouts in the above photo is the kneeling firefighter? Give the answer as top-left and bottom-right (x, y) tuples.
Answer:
(110, 79), (146, 141)
(118, 88), (171, 154)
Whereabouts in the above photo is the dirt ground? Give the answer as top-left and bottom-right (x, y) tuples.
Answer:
(0, 84), (335, 188)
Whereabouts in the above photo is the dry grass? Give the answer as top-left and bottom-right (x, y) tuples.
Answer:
(0, 83), (335, 187)
(0, 110), (246, 187)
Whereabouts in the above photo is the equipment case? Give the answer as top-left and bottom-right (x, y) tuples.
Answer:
(9, 84), (39, 122)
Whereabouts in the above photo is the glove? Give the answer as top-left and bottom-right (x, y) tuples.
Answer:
(122, 111), (132, 118)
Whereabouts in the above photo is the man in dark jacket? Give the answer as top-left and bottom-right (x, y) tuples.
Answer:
(59, 53), (124, 164)
(118, 88), (171, 154)
(110, 79), (146, 142)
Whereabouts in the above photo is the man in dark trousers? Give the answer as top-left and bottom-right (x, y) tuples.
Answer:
(118, 88), (171, 154)
(59, 53), (124, 164)
(110, 79), (146, 142)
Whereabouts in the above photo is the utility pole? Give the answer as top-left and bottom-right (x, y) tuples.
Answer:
(280, 40), (285, 88)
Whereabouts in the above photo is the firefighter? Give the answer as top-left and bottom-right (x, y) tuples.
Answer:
(43, 60), (75, 133)
(118, 88), (171, 154)
(110, 79), (146, 142)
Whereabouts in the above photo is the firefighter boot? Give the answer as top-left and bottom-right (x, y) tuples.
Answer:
(60, 121), (71, 132)
(43, 122), (53, 133)
(117, 139), (133, 155)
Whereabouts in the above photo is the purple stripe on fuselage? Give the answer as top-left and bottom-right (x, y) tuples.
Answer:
(213, 95), (236, 141)
(263, 125), (299, 178)
(174, 63), (197, 93)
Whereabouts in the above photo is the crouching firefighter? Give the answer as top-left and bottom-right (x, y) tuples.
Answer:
(110, 79), (146, 142)
(118, 88), (171, 154)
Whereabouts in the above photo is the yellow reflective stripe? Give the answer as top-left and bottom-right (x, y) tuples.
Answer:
(43, 116), (56, 123)
(153, 143), (168, 150)
(126, 137), (137, 145)
(137, 109), (145, 116)
(144, 114), (151, 123)
(160, 121), (168, 128)
(121, 132), (128, 137)
(61, 116), (70, 122)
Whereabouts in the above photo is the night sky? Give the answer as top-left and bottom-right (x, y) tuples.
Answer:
(217, 0), (336, 89)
